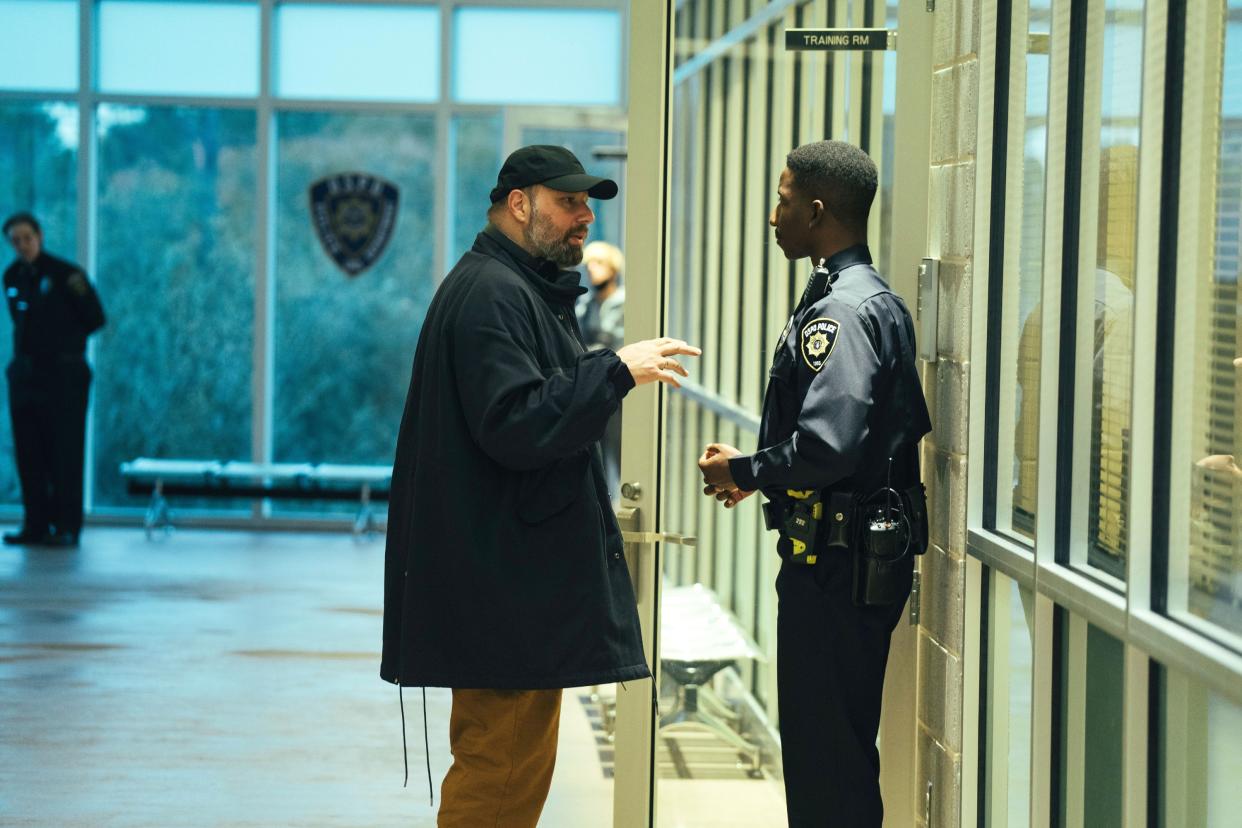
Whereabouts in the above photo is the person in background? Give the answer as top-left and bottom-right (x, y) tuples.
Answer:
(2, 212), (106, 548)
(576, 240), (626, 497)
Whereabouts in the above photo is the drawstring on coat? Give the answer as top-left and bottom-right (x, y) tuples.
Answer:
(398, 683), (435, 806)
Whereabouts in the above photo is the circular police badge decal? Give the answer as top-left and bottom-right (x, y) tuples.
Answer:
(800, 317), (839, 371)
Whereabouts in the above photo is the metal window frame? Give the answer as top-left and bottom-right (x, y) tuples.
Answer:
(0, 0), (628, 527)
(970, 0), (1242, 826)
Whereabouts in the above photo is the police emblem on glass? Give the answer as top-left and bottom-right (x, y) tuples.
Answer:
(308, 172), (400, 277)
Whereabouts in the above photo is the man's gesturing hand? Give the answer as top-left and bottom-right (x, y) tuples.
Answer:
(616, 337), (702, 388)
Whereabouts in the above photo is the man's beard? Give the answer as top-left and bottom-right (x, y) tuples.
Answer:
(524, 204), (587, 268)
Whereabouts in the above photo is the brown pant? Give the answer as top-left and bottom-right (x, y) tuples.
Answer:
(438, 688), (562, 828)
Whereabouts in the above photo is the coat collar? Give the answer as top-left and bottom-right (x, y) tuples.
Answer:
(475, 225), (586, 305)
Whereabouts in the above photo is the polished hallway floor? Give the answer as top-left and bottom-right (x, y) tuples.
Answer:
(0, 528), (786, 827)
(1, 528), (452, 826)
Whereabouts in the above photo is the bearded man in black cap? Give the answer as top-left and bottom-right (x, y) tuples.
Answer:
(381, 145), (699, 826)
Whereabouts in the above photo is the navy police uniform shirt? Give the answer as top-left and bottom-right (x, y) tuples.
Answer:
(728, 244), (931, 511)
(3, 251), (105, 362)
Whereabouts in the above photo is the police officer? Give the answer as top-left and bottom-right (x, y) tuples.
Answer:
(3, 212), (105, 547)
(698, 141), (931, 827)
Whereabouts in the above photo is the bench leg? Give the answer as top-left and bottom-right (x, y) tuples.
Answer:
(353, 485), (376, 541)
(145, 489), (172, 541)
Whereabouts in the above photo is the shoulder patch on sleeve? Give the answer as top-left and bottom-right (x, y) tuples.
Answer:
(67, 272), (89, 296)
(801, 317), (840, 372)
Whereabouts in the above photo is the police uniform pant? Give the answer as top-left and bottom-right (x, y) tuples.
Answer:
(438, 687), (562, 828)
(6, 357), (91, 538)
(776, 548), (912, 828)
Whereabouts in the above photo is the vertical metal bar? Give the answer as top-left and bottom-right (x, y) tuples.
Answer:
(1053, 0), (1090, 566)
(1031, 593), (1057, 827)
(981, 0), (1014, 534)
(612, 1), (673, 823)
(1122, 645), (1150, 826)
(79, 0), (97, 514)
(435, 1), (452, 282)
(878, 5), (937, 824)
(253, 0), (275, 519)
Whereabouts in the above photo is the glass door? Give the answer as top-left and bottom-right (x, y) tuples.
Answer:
(614, 1), (934, 826)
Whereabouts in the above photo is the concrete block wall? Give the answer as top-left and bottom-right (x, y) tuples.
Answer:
(915, 1), (980, 826)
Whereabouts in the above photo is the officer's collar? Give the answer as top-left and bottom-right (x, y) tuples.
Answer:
(821, 243), (872, 276)
(802, 244), (873, 304)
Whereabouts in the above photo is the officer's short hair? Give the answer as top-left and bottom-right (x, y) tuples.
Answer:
(786, 141), (877, 232)
(3, 212), (40, 237)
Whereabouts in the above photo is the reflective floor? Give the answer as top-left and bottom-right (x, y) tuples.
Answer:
(0, 528), (783, 827)
(0, 528), (443, 826)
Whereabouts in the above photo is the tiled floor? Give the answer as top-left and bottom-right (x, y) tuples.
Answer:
(0, 529), (784, 827)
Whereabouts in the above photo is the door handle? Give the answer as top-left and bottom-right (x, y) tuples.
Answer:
(615, 506), (696, 594)
(619, 530), (697, 547)
(616, 507), (696, 546)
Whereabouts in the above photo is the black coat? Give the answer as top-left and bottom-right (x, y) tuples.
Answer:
(381, 227), (650, 690)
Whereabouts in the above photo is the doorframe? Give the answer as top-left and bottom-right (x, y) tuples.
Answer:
(612, 0), (674, 826)
(880, 3), (936, 827)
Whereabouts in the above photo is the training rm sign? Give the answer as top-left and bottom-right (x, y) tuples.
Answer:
(784, 28), (893, 51)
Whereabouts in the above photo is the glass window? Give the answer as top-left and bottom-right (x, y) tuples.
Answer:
(98, 1), (259, 97)
(1169, 1), (1242, 643)
(93, 105), (256, 510)
(275, 4), (439, 102)
(1156, 665), (1242, 827)
(0, 101), (79, 508)
(1080, 0), (1144, 580)
(272, 112), (436, 513)
(995, 0), (1054, 542)
(450, 114), (503, 261)
(0, 0), (78, 92)
(453, 8), (622, 105)
(1056, 616), (1124, 827)
(983, 572), (1034, 827)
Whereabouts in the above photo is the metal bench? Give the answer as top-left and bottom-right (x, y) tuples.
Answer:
(120, 458), (391, 538)
(658, 584), (766, 774)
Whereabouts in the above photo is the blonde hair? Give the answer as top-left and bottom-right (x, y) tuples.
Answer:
(583, 241), (624, 278)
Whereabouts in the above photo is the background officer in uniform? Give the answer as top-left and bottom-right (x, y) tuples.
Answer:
(3, 212), (105, 547)
(697, 141), (931, 827)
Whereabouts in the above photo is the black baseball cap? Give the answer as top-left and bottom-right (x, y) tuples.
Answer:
(489, 145), (618, 204)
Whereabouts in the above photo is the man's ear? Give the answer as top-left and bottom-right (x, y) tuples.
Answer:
(808, 199), (826, 227)
(507, 189), (531, 222)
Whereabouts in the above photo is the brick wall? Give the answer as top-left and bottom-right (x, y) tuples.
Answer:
(915, 1), (980, 825)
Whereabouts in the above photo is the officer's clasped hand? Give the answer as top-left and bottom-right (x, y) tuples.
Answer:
(615, 337), (701, 389)
(698, 444), (754, 509)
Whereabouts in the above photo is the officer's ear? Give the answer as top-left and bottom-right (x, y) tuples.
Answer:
(808, 199), (827, 228)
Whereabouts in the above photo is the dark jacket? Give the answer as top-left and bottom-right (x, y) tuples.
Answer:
(4, 251), (106, 363)
(730, 245), (931, 509)
(381, 226), (650, 690)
